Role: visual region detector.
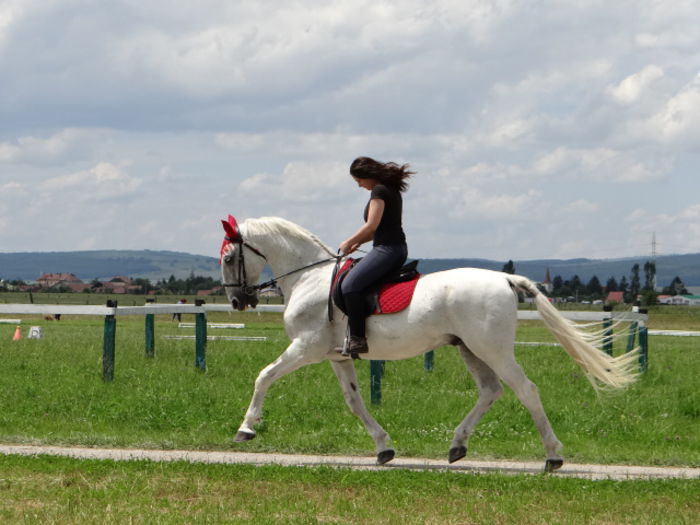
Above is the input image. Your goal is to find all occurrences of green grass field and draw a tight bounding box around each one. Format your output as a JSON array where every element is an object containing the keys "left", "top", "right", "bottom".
[
  {"left": 1, "top": 303, "right": 699, "bottom": 523},
  {"left": 2, "top": 455, "right": 698, "bottom": 524}
]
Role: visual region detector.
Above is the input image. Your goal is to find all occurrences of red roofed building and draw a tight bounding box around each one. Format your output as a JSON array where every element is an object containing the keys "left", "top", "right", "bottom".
[
  {"left": 606, "top": 291, "right": 625, "bottom": 304},
  {"left": 37, "top": 273, "right": 83, "bottom": 288}
]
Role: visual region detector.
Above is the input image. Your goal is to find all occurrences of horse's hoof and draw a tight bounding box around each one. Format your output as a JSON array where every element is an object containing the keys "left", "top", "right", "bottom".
[
  {"left": 448, "top": 446, "right": 467, "bottom": 464},
  {"left": 377, "top": 449, "right": 395, "bottom": 465},
  {"left": 234, "top": 430, "right": 256, "bottom": 442},
  {"left": 544, "top": 458, "right": 563, "bottom": 472}
]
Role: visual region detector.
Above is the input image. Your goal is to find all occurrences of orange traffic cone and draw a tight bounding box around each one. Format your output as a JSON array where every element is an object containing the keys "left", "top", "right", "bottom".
[{"left": 12, "top": 326, "right": 21, "bottom": 341}]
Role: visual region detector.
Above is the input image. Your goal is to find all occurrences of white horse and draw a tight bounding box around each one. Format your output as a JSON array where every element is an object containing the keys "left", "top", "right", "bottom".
[{"left": 220, "top": 215, "right": 638, "bottom": 471}]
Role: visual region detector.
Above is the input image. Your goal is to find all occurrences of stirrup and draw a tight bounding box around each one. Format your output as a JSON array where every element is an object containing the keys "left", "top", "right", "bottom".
[{"left": 343, "top": 335, "right": 368, "bottom": 355}]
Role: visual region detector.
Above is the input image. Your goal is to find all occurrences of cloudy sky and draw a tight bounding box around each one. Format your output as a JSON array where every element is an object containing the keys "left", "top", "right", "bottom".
[{"left": 1, "top": 0, "right": 699, "bottom": 262}]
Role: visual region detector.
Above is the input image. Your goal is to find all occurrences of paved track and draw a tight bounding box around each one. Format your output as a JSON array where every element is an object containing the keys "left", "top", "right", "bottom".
[{"left": 2, "top": 444, "right": 698, "bottom": 481}]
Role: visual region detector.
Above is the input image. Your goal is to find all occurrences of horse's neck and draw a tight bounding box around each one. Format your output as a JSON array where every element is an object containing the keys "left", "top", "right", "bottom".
[{"left": 246, "top": 227, "right": 331, "bottom": 293}]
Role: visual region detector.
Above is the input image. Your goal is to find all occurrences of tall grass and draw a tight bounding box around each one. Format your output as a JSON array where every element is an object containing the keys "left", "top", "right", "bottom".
[{"left": 0, "top": 308, "right": 698, "bottom": 466}]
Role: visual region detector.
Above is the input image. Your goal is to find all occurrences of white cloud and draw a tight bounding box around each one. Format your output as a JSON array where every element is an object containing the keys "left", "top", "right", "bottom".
[
  {"left": 38, "top": 162, "right": 141, "bottom": 199},
  {"left": 0, "top": 0, "right": 26, "bottom": 45},
  {"left": 0, "top": 181, "right": 24, "bottom": 193},
  {"left": 645, "top": 73, "right": 700, "bottom": 146},
  {"left": 0, "top": 142, "right": 19, "bottom": 161},
  {"left": 215, "top": 131, "right": 433, "bottom": 161},
  {"left": 1, "top": 1, "right": 700, "bottom": 261},
  {"left": 239, "top": 161, "right": 348, "bottom": 203},
  {"left": 634, "top": 32, "right": 696, "bottom": 49},
  {"left": 441, "top": 183, "right": 544, "bottom": 220},
  {"left": 625, "top": 202, "right": 700, "bottom": 255},
  {"left": 564, "top": 199, "right": 599, "bottom": 214},
  {"left": 532, "top": 147, "right": 668, "bottom": 182},
  {"left": 0, "top": 129, "right": 87, "bottom": 163},
  {"left": 608, "top": 65, "right": 664, "bottom": 104}
]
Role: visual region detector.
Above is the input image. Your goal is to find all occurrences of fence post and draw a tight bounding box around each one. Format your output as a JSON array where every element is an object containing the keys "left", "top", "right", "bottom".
[
  {"left": 145, "top": 298, "right": 155, "bottom": 359},
  {"left": 370, "top": 360, "right": 385, "bottom": 405},
  {"left": 626, "top": 321, "right": 638, "bottom": 353},
  {"left": 195, "top": 299, "right": 207, "bottom": 371},
  {"left": 102, "top": 300, "right": 117, "bottom": 382},
  {"left": 424, "top": 350, "right": 434, "bottom": 372},
  {"left": 638, "top": 309, "right": 648, "bottom": 372},
  {"left": 602, "top": 305, "right": 613, "bottom": 355}
]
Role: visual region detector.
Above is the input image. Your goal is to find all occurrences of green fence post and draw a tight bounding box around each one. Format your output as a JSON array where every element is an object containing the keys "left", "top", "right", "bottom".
[
  {"left": 102, "top": 300, "right": 117, "bottom": 382},
  {"left": 370, "top": 360, "right": 385, "bottom": 405},
  {"left": 195, "top": 299, "right": 207, "bottom": 371},
  {"left": 602, "top": 305, "right": 613, "bottom": 355},
  {"left": 424, "top": 350, "right": 434, "bottom": 372},
  {"left": 145, "top": 298, "right": 155, "bottom": 359},
  {"left": 638, "top": 309, "right": 648, "bottom": 373},
  {"left": 626, "top": 321, "right": 638, "bottom": 353}
]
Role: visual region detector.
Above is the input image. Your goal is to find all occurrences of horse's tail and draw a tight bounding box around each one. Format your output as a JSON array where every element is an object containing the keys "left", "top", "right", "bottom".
[{"left": 506, "top": 274, "right": 639, "bottom": 390}]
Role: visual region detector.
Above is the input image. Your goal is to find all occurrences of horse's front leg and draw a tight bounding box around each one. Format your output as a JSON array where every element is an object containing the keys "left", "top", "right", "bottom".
[
  {"left": 235, "top": 338, "right": 319, "bottom": 441},
  {"left": 329, "top": 359, "right": 395, "bottom": 465}
]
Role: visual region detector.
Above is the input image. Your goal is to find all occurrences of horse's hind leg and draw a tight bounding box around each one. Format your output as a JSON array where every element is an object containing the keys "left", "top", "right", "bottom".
[
  {"left": 235, "top": 338, "right": 318, "bottom": 441},
  {"left": 479, "top": 353, "right": 564, "bottom": 471},
  {"left": 449, "top": 343, "right": 504, "bottom": 463},
  {"left": 330, "top": 360, "right": 394, "bottom": 465}
]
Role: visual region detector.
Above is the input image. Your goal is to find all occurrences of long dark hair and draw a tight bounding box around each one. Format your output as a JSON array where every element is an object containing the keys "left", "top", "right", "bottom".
[{"left": 350, "top": 157, "right": 413, "bottom": 193}]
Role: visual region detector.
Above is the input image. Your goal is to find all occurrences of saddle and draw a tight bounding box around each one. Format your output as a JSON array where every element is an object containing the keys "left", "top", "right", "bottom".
[{"left": 329, "top": 258, "right": 420, "bottom": 321}]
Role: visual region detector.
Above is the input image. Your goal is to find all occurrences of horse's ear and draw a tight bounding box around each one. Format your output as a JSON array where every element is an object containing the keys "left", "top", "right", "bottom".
[
  {"left": 224, "top": 214, "right": 241, "bottom": 241},
  {"left": 222, "top": 219, "right": 236, "bottom": 238},
  {"left": 228, "top": 214, "right": 241, "bottom": 239}
]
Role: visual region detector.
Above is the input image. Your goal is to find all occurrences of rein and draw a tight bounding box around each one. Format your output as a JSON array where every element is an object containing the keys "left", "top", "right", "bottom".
[
  {"left": 222, "top": 238, "right": 341, "bottom": 294},
  {"left": 244, "top": 255, "right": 341, "bottom": 293}
]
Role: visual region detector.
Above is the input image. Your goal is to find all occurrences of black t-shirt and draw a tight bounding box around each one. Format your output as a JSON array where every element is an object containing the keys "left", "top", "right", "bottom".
[{"left": 364, "top": 183, "right": 406, "bottom": 246}]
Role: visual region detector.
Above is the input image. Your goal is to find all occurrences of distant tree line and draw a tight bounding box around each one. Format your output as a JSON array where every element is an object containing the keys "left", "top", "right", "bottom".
[
  {"left": 0, "top": 273, "right": 224, "bottom": 295},
  {"left": 501, "top": 260, "right": 689, "bottom": 305},
  {"left": 152, "top": 273, "right": 223, "bottom": 295}
]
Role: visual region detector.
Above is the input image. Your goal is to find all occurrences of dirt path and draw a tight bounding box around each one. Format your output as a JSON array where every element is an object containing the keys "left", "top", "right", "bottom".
[{"left": 2, "top": 444, "right": 698, "bottom": 481}]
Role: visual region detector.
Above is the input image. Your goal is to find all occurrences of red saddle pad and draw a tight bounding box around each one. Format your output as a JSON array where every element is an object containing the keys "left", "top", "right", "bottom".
[
  {"left": 332, "top": 258, "right": 420, "bottom": 316},
  {"left": 374, "top": 274, "right": 421, "bottom": 315}
]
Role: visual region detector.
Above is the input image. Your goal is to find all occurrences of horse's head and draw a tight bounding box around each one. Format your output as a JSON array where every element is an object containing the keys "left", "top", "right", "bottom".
[{"left": 220, "top": 214, "right": 266, "bottom": 311}]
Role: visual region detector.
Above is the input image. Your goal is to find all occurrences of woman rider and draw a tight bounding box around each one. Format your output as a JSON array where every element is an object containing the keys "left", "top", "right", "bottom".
[{"left": 339, "top": 156, "right": 413, "bottom": 354}]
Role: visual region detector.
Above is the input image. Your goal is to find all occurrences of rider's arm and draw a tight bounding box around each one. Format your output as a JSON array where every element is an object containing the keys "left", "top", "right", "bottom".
[{"left": 340, "top": 198, "right": 385, "bottom": 254}]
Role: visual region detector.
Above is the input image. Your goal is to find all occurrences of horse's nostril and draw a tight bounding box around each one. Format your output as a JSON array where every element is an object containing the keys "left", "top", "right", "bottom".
[{"left": 231, "top": 297, "right": 240, "bottom": 310}]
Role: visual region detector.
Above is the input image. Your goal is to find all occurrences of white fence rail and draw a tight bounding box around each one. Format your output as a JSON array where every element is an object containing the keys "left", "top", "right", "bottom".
[{"left": 1, "top": 302, "right": 649, "bottom": 393}]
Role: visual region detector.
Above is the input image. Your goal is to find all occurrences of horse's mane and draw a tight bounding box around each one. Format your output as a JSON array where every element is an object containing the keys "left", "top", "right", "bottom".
[{"left": 244, "top": 217, "right": 335, "bottom": 257}]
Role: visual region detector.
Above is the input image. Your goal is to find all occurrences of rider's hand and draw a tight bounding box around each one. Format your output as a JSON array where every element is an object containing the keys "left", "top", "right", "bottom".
[{"left": 339, "top": 240, "right": 357, "bottom": 255}]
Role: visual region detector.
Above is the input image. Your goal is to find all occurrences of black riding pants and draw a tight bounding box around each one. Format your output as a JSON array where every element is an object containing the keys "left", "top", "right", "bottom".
[{"left": 341, "top": 244, "right": 408, "bottom": 338}]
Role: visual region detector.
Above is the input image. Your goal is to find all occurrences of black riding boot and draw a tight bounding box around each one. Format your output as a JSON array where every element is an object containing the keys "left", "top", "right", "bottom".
[{"left": 343, "top": 292, "right": 369, "bottom": 354}]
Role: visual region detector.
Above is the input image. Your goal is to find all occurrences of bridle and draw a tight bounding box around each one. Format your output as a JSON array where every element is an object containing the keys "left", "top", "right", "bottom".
[
  {"left": 220, "top": 216, "right": 341, "bottom": 304},
  {"left": 223, "top": 246, "right": 339, "bottom": 292},
  {"left": 221, "top": 236, "right": 269, "bottom": 296}
]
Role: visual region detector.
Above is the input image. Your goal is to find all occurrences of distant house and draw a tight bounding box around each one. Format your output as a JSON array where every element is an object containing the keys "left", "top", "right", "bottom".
[
  {"left": 90, "top": 276, "right": 143, "bottom": 294},
  {"left": 64, "top": 283, "right": 92, "bottom": 293},
  {"left": 106, "top": 281, "right": 128, "bottom": 294},
  {"left": 606, "top": 291, "right": 625, "bottom": 304},
  {"left": 658, "top": 295, "right": 700, "bottom": 306},
  {"left": 110, "top": 276, "right": 132, "bottom": 284},
  {"left": 37, "top": 273, "right": 83, "bottom": 288}
]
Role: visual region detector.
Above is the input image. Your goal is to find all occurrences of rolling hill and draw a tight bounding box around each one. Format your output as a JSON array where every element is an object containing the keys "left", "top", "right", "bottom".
[
  {"left": 0, "top": 250, "right": 221, "bottom": 282},
  {"left": 1, "top": 250, "right": 699, "bottom": 288}
]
